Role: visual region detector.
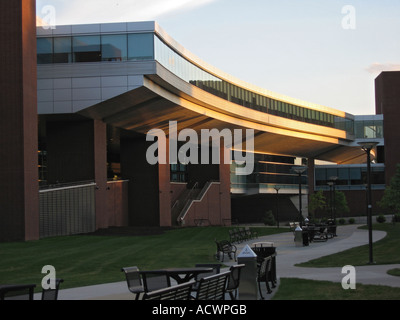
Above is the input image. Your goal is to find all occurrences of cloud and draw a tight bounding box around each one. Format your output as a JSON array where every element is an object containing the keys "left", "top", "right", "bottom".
[
  {"left": 366, "top": 62, "right": 400, "bottom": 74},
  {"left": 37, "top": 0, "right": 218, "bottom": 25}
]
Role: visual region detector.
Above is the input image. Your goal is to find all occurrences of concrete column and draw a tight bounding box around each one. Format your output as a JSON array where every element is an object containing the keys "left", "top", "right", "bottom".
[
  {"left": 0, "top": 0, "right": 39, "bottom": 241},
  {"left": 219, "top": 142, "right": 232, "bottom": 225},
  {"left": 159, "top": 138, "right": 171, "bottom": 227}
]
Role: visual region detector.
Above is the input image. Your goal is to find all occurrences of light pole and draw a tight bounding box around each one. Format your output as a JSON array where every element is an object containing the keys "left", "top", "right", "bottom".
[
  {"left": 329, "top": 176, "right": 338, "bottom": 225},
  {"left": 293, "top": 166, "right": 307, "bottom": 226},
  {"left": 358, "top": 141, "right": 379, "bottom": 265},
  {"left": 274, "top": 186, "right": 281, "bottom": 228}
]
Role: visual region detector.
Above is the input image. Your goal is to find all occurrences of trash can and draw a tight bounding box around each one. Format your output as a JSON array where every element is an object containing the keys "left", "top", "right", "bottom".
[
  {"left": 237, "top": 245, "right": 258, "bottom": 300},
  {"left": 294, "top": 226, "right": 303, "bottom": 247}
]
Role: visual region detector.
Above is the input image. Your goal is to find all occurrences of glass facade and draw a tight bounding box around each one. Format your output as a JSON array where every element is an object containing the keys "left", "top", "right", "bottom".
[
  {"left": 315, "top": 165, "right": 385, "bottom": 190},
  {"left": 37, "top": 33, "right": 154, "bottom": 64},
  {"left": 355, "top": 119, "right": 384, "bottom": 139},
  {"left": 231, "top": 154, "right": 308, "bottom": 191},
  {"left": 154, "top": 36, "right": 354, "bottom": 135},
  {"left": 37, "top": 32, "right": 354, "bottom": 135}
]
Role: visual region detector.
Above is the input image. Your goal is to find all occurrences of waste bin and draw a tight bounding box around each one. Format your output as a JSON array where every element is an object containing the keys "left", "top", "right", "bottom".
[
  {"left": 237, "top": 245, "right": 258, "bottom": 300},
  {"left": 294, "top": 226, "right": 303, "bottom": 247}
]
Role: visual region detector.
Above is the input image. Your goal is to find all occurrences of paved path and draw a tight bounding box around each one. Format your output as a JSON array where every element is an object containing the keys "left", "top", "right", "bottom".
[
  {"left": 41, "top": 224, "right": 400, "bottom": 300},
  {"left": 231, "top": 224, "right": 400, "bottom": 290}
]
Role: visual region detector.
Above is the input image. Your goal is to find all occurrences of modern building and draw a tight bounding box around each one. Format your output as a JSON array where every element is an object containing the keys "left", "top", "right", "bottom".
[{"left": 1, "top": 2, "right": 398, "bottom": 241}]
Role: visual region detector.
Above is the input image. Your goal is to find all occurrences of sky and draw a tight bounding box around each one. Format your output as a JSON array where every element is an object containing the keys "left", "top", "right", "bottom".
[{"left": 36, "top": 0, "right": 400, "bottom": 115}]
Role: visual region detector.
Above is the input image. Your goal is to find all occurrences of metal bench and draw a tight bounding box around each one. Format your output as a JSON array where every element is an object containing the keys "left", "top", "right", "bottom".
[
  {"left": 142, "top": 281, "right": 195, "bottom": 300},
  {"left": 215, "top": 240, "right": 237, "bottom": 262},
  {"left": 193, "top": 272, "right": 230, "bottom": 300}
]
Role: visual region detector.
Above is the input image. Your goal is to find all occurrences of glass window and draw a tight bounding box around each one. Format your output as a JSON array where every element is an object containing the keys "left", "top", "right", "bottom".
[
  {"left": 73, "top": 35, "right": 101, "bottom": 62},
  {"left": 128, "top": 33, "right": 154, "bottom": 61},
  {"left": 53, "top": 37, "right": 72, "bottom": 63},
  {"left": 37, "top": 38, "right": 53, "bottom": 64},
  {"left": 102, "top": 34, "right": 127, "bottom": 62}
]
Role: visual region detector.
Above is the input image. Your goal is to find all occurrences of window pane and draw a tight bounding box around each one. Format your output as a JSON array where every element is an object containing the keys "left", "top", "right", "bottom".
[
  {"left": 128, "top": 33, "right": 154, "bottom": 60},
  {"left": 102, "top": 34, "right": 127, "bottom": 62},
  {"left": 73, "top": 36, "right": 101, "bottom": 62},
  {"left": 53, "top": 37, "right": 72, "bottom": 63},
  {"left": 37, "top": 38, "right": 53, "bottom": 64}
]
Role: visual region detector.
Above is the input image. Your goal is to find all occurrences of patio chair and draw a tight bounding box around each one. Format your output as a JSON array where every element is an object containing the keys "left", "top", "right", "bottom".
[
  {"left": 41, "top": 279, "right": 64, "bottom": 300},
  {"left": 225, "top": 264, "right": 245, "bottom": 300},
  {"left": 121, "top": 266, "right": 145, "bottom": 299}
]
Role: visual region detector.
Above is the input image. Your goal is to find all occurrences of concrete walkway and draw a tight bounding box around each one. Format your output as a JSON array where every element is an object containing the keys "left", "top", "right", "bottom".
[
  {"left": 231, "top": 224, "right": 400, "bottom": 291},
  {"left": 39, "top": 224, "right": 400, "bottom": 300}
]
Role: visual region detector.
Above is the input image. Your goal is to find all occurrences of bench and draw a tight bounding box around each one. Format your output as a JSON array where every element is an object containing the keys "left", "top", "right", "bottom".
[
  {"left": 215, "top": 240, "right": 237, "bottom": 262},
  {"left": 142, "top": 281, "right": 195, "bottom": 300},
  {"left": 193, "top": 272, "right": 230, "bottom": 300}
]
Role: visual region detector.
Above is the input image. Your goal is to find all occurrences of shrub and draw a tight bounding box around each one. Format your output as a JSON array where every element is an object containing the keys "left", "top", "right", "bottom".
[
  {"left": 377, "top": 215, "right": 386, "bottom": 223},
  {"left": 393, "top": 214, "right": 400, "bottom": 223},
  {"left": 348, "top": 218, "right": 355, "bottom": 224},
  {"left": 263, "top": 210, "right": 276, "bottom": 226},
  {"left": 338, "top": 218, "right": 346, "bottom": 225}
]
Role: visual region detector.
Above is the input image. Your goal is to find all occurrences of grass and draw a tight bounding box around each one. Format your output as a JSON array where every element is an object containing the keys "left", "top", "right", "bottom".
[
  {"left": 296, "top": 223, "right": 400, "bottom": 268},
  {"left": 0, "top": 226, "right": 284, "bottom": 291},
  {"left": 272, "top": 278, "right": 400, "bottom": 300}
]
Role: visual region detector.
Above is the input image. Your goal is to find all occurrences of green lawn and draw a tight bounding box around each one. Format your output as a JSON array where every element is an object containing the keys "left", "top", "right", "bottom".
[
  {"left": 272, "top": 278, "right": 400, "bottom": 300},
  {"left": 296, "top": 224, "right": 400, "bottom": 268},
  {"left": 0, "top": 226, "right": 284, "bottom": 291}
]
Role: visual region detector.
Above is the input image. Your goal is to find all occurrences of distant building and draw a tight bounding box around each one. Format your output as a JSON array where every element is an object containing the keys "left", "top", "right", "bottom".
[{"left": 1, "top": 3, "right": 398, "bottom": 241}]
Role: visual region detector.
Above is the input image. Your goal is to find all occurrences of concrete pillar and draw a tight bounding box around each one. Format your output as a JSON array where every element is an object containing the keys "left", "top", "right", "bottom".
[{"left": 0, "top": 0, "right": 39, "bottom": 241}]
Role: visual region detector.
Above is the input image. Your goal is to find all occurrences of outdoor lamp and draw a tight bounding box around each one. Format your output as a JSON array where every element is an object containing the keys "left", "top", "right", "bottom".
[
  {"left": 358, "top": 141, "right": 379, "bottom": 264},
  {"left": 293, "top": 166, "right": 307, "bottom": 226}
]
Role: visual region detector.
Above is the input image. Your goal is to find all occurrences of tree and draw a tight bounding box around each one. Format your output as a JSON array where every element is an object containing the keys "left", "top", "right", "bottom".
[
  {"left": 379, "top": 163, "right": 400, "bottom": 213},
  {"left": 333, "top": 190, "right": 350, "bottom": 217},
  {"left": 308, "top": 190, "right": 326, "bottom": 220}
]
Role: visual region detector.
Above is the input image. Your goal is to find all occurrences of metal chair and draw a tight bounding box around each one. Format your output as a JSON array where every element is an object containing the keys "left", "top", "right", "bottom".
[
  {"left": 121, "top": 267, "right": 145, "bottom": 300},
  {"left": 41, "top": 279, "right": 64, "bottom": 300},
  {"left": 225, "top": 264, "right": 245, "bottom": 300}
]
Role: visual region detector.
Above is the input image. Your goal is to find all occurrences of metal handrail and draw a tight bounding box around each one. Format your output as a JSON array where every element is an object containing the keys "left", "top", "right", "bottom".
[{"left": 178, "top": 181, "right": 220, "bottom": 225}]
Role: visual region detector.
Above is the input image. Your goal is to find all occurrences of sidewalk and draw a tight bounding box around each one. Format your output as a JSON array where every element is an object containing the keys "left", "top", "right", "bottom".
[
  {"left": 231, "top": 224, "right": 400, "bottom": 290},
  {"left": 43, "top": 225, "right": 400, "bottom": 300}
]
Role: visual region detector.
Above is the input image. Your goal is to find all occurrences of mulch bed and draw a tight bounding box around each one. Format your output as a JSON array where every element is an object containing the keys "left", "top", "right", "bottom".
[{"left": 84, "top": 226, "right": 175, "bottom": 237}]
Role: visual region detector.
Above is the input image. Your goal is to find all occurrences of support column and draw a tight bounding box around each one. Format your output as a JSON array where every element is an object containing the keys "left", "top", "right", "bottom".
[
  {"left": 219, "top": 143, "right": 232, "bottom": 225},
  {"left": 159, "top": 138, "right": 171, "bottom": 227},
  {"left": 0, "top": 0, "right": 39, "bottom": 241},
  {"left": 121, "top": 135, "right": 160, "bottom": 226}
]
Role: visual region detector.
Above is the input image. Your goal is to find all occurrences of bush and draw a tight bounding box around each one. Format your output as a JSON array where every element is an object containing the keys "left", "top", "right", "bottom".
[
  {"left": 338, "top": 218, "right": 346, "bottom": 225},
  {"left": 377, "top": 215, "right": 386, "bottom": 223},
  {"left": 393, "top": 214, "right": 400, "bottom": 223},
  {"left": 263, "top": 210, "right": 276, "bottom": 226},
  {"left": 348, "top": 218, "right": 355, "bottom": 224}
]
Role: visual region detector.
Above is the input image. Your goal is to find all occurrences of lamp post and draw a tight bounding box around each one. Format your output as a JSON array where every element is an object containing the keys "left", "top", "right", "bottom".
[
  {"left": 329, "top": 176, "right": 338, "bottom": 225},
  {"left": 358, "top": 141, "right": 379, "bottom": 265},
  {"left": 274, "top": 186, "right": 281, "bottom": 228},
  {"left": 327, "top": 181, "right": 334, "bottom": 220},
  {"left": 293, "top": 166, "right": 307, "bottom": 226}
]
